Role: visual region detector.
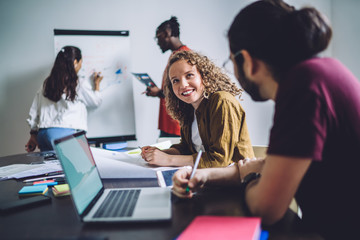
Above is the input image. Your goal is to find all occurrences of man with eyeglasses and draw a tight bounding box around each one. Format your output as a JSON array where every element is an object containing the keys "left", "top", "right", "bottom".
[{"left": 145, "top": 16, "right": 190, "bottom": 138}]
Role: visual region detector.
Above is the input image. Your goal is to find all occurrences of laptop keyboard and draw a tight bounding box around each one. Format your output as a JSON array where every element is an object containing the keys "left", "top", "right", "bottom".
[{"left": 93, "top": 189, "right": 141, "bottom": 218}]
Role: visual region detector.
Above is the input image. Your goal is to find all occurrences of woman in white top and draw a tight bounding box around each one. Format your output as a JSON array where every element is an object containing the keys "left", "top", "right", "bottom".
[{"left": 25, "top": 46, "right": 103, "bottom": 152}]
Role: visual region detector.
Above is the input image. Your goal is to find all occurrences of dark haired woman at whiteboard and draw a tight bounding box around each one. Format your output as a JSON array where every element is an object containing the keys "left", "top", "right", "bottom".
[{"left": 25, "top": 46, "right": 103, "bottom": 152}]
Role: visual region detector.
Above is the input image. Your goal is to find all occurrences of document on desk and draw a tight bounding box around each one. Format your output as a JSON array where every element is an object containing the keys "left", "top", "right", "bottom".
[
  {"left": 89, "top": 141, "right": 178, "bottom": 179},
  {"left": 91, "top": 154, "right": 157, "bottom": 179},
  {"left": 0, "top": 160, "right": 63, "bottom": 181},
  {"left": 90, "top": 140, "right": 173, "bottom": 168},
  {"left": 90, "top": 146, "right": 149, "bottom": 169},
  {"left": 0, "top": 164, "right": 40, "bottom": 180}
]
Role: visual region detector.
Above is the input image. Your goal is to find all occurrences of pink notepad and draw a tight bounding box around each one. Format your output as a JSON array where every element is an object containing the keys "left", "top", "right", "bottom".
[{"left": 177, "top": 216, "right": 261, "bottom": 240}]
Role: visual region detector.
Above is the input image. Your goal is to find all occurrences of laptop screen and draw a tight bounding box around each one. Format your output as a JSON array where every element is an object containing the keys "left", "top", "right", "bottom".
[{"left": 54, "top": 132, "right": 103, "bottom": 215}]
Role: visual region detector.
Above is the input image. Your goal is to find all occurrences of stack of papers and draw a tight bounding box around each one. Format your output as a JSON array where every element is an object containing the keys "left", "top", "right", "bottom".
[{"left": 0, "top": 160, "right": 63, "bottom": 181}]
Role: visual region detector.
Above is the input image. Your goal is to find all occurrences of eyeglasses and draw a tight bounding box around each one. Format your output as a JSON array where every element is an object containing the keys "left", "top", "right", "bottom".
[{"left": 222, "top": 50, "right": 242, "bottom": 75}]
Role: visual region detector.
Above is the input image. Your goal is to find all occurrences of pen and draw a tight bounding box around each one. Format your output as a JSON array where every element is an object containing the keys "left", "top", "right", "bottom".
[
  {"left": 186, "top": 150, "right": 203, "bottom": 193},
  {"left": 46, "top": 171, "right": 63, "bottom": 176},
  {"left": 25, "top": 179, "right": 65, "bottom": 185},
  {"left": 23, "top": 174, "right": 65, "bottom": 183}
]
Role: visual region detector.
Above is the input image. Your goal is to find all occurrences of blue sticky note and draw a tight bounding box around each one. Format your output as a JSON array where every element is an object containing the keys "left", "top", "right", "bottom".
[
  {"left": 34, "top": 182, "right": 58, "bottom": 186},
  {"left": 18, "top": 185, "right": 48, "bottom": 195}
]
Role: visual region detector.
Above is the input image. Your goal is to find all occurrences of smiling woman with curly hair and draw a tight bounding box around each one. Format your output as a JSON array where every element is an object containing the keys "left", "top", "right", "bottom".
[
  {"left": 140, "top": 51, "right": 254, "bottom": 168},
  {"left": 165, "top": 51, "right": 243, "bottom": 125}
]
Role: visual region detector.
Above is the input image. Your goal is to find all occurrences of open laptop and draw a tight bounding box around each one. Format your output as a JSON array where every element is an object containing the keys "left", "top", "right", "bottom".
[{"left": 53, "top": 131, "right": 171, "bottom": 222}]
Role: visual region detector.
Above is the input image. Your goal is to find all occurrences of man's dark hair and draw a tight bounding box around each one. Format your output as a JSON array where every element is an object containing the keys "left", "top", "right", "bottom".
[
  {"left": 228, "top": 0, "right": 332, "bottom": 80},
  {"left": 156, "top": 16, "right": 180, "bottom": 37}
]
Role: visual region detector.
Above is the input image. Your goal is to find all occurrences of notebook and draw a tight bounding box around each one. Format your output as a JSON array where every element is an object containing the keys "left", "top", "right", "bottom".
[
  {"left": 53, "top": 131, "right": 171, "bottom": 222},
  {"left": 177, "top": 216, "right": 261, "bottom": 240}
]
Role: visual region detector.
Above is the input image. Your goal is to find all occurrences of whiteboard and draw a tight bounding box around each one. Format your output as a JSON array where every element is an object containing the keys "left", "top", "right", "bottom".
[{"left": 54, "top": 29, "right": 136, "bottom": 143}]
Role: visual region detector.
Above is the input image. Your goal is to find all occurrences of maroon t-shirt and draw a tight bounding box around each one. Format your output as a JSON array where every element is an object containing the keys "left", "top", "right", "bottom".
[{"left": 267, "top": 58, "right": 360, "bottom": 239}]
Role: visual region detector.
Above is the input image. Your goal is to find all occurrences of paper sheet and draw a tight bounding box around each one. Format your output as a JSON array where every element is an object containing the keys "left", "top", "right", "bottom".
[
  {"left": 0, "top": 164, "right": 41, "bottom": 179},
  {"left": 90, "top": 140, "right": 174, "bottom": 169},
  {"left": 89, "top": 140, "right": 179, "bottom": 178},
  {"left": 0, "top": 160, "right": 63, "bottom": 181},
  {"left": 91, "top": 155, "right": 156, "bottom": 179}
]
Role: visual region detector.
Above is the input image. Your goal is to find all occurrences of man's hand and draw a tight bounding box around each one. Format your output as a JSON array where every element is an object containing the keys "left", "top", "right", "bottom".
[
  {"left": 172, "top": 168, "right": 209, "bottom": 198},
  {"left": 145, "top": 86, "right": 161, "bottom": 97}
]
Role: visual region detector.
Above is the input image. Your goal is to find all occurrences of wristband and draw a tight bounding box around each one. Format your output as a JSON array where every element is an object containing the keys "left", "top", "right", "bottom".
[
  {"left": 241, "top": 172, "right": 261, "bottom": 191},
  {"left": 240, "top": 172, "right": 261, "bottom": 215}
]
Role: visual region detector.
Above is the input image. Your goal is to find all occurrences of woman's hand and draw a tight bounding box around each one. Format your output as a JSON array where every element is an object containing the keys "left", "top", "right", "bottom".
[
  {"left": 140, "top": 146, "right": 171, "bottom": 166},
  {"left": 93, "top": 72, "right": 103, "bottom": 91},
  {"left": 25, "top": 135, "right": 38, "bottom": 152},
  {"left": 172, "top": 168, "right": 209, "bottom": 199}
]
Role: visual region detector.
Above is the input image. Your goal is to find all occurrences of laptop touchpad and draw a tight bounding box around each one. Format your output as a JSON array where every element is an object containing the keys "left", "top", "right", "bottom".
[{"left": 135, "top": 188, "right": 171, "bottom": 208}]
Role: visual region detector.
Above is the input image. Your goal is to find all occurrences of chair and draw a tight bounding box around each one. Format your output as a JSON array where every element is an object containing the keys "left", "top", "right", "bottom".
[{"left": 252, "top": 145, "right": 268, "bottom": 159}]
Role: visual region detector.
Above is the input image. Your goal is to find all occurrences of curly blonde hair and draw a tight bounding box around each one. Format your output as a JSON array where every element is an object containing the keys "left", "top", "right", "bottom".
[{"left": 164, "top": 50, "right": 242, "bottom": 126}]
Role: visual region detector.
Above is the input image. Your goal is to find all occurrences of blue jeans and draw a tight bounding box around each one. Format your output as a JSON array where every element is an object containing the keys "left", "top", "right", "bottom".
[{"left": 37, "top": 128, "right": 77, "bottom": 152}]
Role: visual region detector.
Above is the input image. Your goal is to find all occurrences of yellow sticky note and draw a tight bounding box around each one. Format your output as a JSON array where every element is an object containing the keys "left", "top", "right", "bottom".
[{"left": 54, "top": 184, "right": 69, "bottom": 192}]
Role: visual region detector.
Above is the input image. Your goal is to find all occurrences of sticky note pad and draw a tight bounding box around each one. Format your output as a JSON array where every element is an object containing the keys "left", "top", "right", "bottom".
[
  {"left": 53, "top": 184, "right": 69, "bottom": 193},
  {"left": 52, "top": 184, "right": 70, "bottom": 197},
  {"left": 34, "top": 181, "right": 58, "bottom": 186},
  {"left": 18, "top": 185, "right": 49, "bottom": 196},
  {"left": 33, "top": 179, "right": 55, "bottom": 185}
]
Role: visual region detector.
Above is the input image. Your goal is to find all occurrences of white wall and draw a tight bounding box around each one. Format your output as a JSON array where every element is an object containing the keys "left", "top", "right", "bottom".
[
  {"left": 0, "top": 0, "right": 357, "bottom": 157},
  {"left": 331, "top": 0, "right": 360, "bottom": 79}
]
